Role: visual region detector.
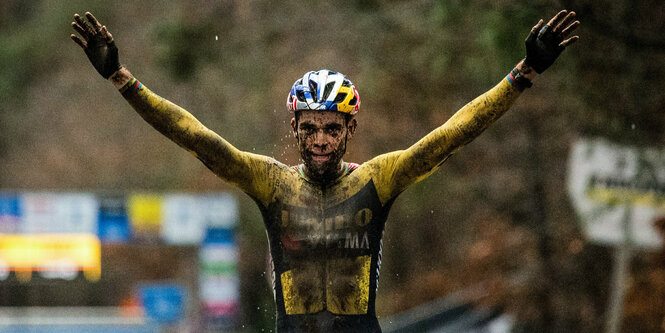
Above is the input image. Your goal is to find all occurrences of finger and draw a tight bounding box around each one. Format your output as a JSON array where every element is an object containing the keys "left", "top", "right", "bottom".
[
  {"left": 85, "top": 12, "right": 102, "bottom": 32},
  {"left": 74, "top": 13, "right": 95, "bottom": 36},
  {"left": 72, "top": 22, "right": 89, "bottom": 41},
  {"left": 560, "top": 20, "right": 580, "bottom": 39},
  {"left": 527, "top": 19, "right": 544, "bottom": 43},
  {"left": 554, "top": 11, "right": 576, "bottom": 33},
  {"left": 559, "top": 35, "right": 579, "bottom": 47},
  {"left": 101, "top": 26, "right": 114, "bottom": 43},
  {"left": 70, "top": 34, "right": 87, "bottom": 49},
  {"left": 532, "top": 19, "right": 544, "bottom": 33},
  {"left": 546, "top": 10, "right": 568, "bottom": 28}
]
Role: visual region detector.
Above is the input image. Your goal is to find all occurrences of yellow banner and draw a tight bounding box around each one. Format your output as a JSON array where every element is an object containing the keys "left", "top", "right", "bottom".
[
  {"left": 0, "top": 234, "right": 101, "bottom": 282},
  {"left": 128, "top": 193, "right": 163, "bottom": 236}
]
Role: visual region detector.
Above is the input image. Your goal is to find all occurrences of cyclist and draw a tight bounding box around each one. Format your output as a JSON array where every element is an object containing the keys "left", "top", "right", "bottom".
[{"left": 71, "top": 9, "right": 579, "bottom": 332}]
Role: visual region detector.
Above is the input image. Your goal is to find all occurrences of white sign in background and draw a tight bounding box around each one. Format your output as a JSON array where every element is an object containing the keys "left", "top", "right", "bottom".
[
  {"left": 567, "top": 138, "right": 665, "bottom": 249},
  {"left": 161, "top": 193, "right": 237, "bottom": 244},
  {"left": 199, "top": 243, "right": 239, "bottom": 316},
  {"left": 162, "top": 194, "right": 205, "bottom": 244},
  {"left": 21, "top": 192, "right": 98, "bottom": 234}
]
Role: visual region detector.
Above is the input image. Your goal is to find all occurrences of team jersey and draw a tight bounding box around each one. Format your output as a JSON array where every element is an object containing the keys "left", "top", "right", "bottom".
[{"left": 119, "top": 76, "right": 521, "bottom": 332}]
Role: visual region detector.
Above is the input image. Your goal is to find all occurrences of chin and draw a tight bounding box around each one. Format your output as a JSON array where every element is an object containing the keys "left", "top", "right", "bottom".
[{"left": 305, "top": 158, "right": 339, "bottom": 176}]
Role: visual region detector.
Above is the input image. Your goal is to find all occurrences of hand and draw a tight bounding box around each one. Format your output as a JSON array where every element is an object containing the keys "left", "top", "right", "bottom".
[
  {"left": 524, "top": 10, "right": 580, "bottom": 74},
  {"left": 70, "top": 12, "right": 122, "bottom": 79}
]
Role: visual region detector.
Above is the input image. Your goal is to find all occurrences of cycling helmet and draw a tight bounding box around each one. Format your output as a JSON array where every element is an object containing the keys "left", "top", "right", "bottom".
[{"left": 286, "top": 69, "right": 360, "bottom": 115}]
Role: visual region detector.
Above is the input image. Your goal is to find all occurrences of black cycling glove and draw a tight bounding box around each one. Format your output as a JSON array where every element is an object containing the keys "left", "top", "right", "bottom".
[
  {"left": 524, "top": 25, "right": 565, "bottom": 74},
  {"left": 85, "top": 34, "right": 121, "bottom": 79}
]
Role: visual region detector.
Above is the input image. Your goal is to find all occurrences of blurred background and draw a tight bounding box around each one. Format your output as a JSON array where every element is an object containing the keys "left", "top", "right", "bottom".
[{"left": 1, "top": 0, "right": 664, "bottom": 332}]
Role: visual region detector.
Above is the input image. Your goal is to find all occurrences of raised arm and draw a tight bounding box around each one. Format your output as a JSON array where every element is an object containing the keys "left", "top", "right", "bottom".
[
  {"left": 371, "top": 10, "right": 580, "bottom": 202},
  {"left": 71, "top": 12, "right": 277, "bottom": 204}
]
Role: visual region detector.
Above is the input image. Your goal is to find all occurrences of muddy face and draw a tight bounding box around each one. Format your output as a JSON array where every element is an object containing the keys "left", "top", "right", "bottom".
[{"left": 292, "top": 111, "right": 356, "bottom": 183}]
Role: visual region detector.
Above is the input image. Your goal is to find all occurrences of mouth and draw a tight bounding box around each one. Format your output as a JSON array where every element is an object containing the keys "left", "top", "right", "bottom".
[{"left": 310, "top": 153, "right": 332, "bottom": 163}]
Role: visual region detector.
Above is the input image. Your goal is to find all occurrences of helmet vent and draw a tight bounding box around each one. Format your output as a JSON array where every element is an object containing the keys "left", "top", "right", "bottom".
[
  {"left": 333, "top": 92, "right": 347, "bottom": 103},
  {"left": 309, "top": 81, "right": 318, "bottom": 102},
  {"left": 348, "top": 95, "right": 357, "bottom": 105},
  {"left": 322, "top": 82, "right": 335, "bottom": 101},
  {"left": 295, "top": 90, "right": 306, "bottom": 102}
]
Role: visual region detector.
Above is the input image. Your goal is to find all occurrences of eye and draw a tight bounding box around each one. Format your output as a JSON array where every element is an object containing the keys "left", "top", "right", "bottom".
[
  {"left": 300, "top": 125, "right": 316, "bottom": 134},
  {"left": 325, "top": 125, "right": 342, "bottom": 136}
]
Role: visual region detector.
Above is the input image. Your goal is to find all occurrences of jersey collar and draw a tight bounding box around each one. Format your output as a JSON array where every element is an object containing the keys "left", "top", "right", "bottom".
[{"left": 297, "top": 162, "right": 352, "bottom": 184}]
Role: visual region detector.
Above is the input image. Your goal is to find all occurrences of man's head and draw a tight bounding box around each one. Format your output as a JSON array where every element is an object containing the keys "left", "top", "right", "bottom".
[
  {"left": 287, "top": 69, "right": 361, "bottom": 182},
  {"left": 291, "top": 111, "right": 357, "bottom": 182}
]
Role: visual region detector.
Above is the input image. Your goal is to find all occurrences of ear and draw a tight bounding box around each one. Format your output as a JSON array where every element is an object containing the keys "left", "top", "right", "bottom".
[
  {"left": 290, "top": 117, "right": 298, "bottom": 139},
  {"left": 346, "top": 117, "right": 357, "bottom": 139}
]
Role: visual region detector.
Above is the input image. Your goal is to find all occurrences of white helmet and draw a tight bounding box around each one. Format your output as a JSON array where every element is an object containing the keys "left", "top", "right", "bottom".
[{"left": 286, "top": 69, "right": 361, "bottom": 115}]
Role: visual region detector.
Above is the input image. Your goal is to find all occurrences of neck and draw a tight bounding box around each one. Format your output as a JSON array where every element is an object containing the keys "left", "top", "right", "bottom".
[{"left": 302, "top": 161, "right": 346, "bottom": 184}]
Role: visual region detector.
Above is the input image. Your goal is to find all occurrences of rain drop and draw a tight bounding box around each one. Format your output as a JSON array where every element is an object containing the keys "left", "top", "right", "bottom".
[{"left": 215, "top": 35, "right": 218, "bottom": 41}]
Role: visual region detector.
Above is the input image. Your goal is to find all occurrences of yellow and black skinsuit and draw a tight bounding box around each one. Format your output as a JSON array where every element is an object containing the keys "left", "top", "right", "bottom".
[{"left": 119, "top": 77, "right": 521, "bottom": 332}]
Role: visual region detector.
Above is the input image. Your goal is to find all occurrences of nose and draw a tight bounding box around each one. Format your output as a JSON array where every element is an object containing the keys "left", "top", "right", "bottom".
[{"left": 313, "top": 130, "right": 328, "bottom": 148}]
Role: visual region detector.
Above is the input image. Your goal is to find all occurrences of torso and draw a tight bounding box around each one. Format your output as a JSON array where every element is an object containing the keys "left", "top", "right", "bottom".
[{"left": 257, "top": 162, "right": 392, "bottom": 332}]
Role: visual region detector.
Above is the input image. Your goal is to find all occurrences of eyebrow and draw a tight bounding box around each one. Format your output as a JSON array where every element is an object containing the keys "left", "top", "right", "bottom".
[
  {"left": 299, "top": 122, "right": 344, "bottom": 132},
  {"left": 324, "top": 123, "right": 343, "bottom": 130}
]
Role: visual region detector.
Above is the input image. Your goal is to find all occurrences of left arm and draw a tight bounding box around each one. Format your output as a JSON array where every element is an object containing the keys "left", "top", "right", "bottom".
[{"left": 371, "top": 10, "right": 580, "bottom": 203}]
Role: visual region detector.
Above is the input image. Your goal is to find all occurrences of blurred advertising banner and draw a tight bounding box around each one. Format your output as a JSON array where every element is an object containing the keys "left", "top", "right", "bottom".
[
  {"left": 200, "top": 227, "right": 239, "bottom": 329},
  {"left": 162, "top": 194, "right": 204, "bottom": 244},
  {"left": 0, "top": 193, "right": 21, "bottom": 233},
  {"left": 162, "top": 193, "right": 237, "bottom": 244},
  {"left": 127, "top": 193, "right": 164, "bottom": 240},
  {"left": 139, "top": 283, "right": 187, "bottom": 324},
  {"left": 568, "top": 138, "right": 665, "bottom": 249},
  {"left": 97, "top": 194, "right": 130, "bottom": 243},
  {"left": 21, "top": 192, "right": 98, "bottom": 234},
  {"left": 0, "top": 234, "right": 101, "bottom": 282},
  {"left": 200, "top": 194, "right": 238, "bottom": 229}
]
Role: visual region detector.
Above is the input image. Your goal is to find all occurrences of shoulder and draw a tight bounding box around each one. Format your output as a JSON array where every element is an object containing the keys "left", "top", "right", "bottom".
[
  {"left": 346, "top": 151, "right": 404, "bottom": 183},
  {"left": 358, "top": 151, "right": 404, "bottom": 171}
]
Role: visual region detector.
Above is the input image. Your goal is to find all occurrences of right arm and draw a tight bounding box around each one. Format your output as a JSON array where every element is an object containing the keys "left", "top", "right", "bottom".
[
  {"left": 111, "top": 68, "right": 272, "bottom": 196},
  {"left": 71, "top": 12, "right": 276, "bottom": 204}
]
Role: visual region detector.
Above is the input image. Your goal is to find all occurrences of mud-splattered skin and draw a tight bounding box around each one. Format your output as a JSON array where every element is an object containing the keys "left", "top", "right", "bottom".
[
  {"left": 292, "top": 111, "right": 356, "bottom": 184},
  {"left": 120, "top": 77, "right": 521, "bottom": 332}
]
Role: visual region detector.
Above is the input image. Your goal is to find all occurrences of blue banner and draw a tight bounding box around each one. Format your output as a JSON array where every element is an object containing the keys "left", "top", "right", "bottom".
[
  {"left": 0, "top": 194, "right": 21, "bottom": 233},
  {"left": 139, "top": 284, "right": 187, "bottom": 324},
  {"left": 97, "top": 194, "right": 130, "bottom": 243}
]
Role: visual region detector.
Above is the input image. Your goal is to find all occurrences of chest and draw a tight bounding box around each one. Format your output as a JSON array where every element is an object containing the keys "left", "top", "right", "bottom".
[{"left": 267, "top": 179, "right": 384, "bottom": 255}]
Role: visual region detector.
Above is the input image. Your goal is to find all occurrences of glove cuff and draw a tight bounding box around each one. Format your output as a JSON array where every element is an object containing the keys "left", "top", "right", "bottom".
[
  {"left": 507, "top": 66, "right": 533, "bottom": 91},
  {"left": 119, "top": 77, "right": 143, "bottom": 94}
]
